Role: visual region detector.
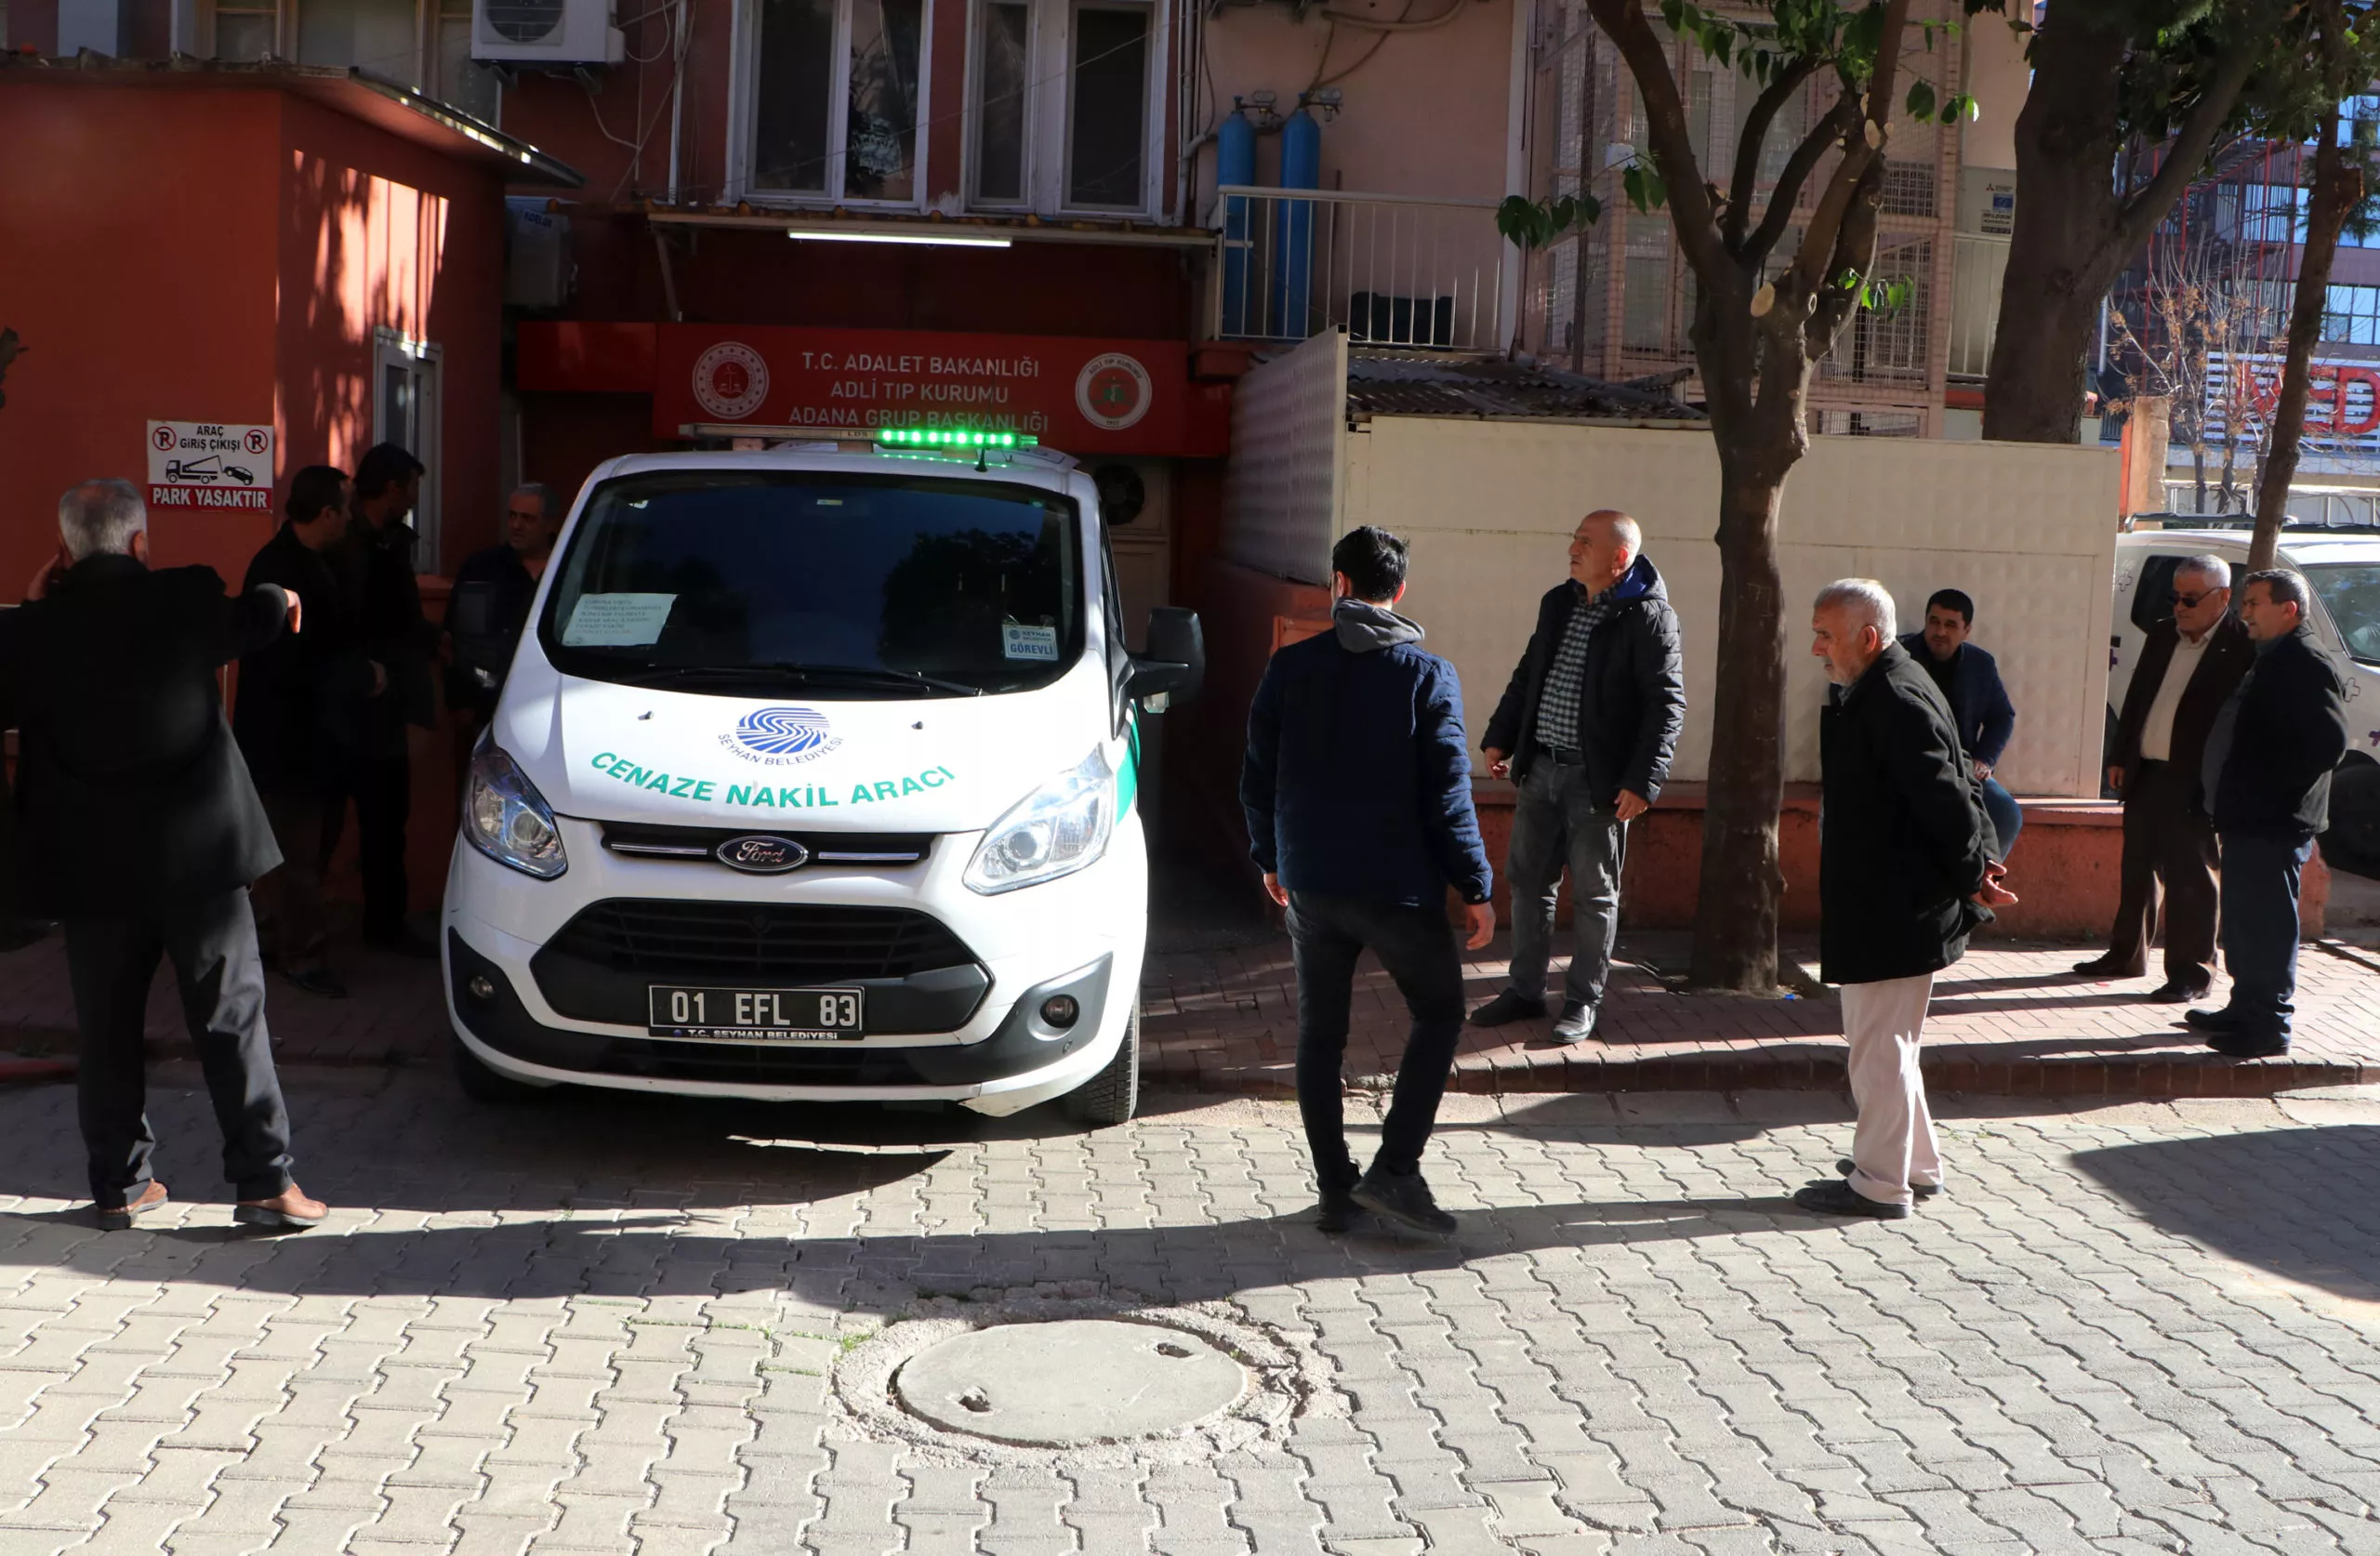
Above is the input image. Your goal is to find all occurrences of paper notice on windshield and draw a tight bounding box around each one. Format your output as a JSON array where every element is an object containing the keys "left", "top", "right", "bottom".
[
  {"left": 563, "top": 593, "right": 678, "bottom": 647},
  {"left": 1002, "top": 624, "right": 1060, "bottom": 662}
]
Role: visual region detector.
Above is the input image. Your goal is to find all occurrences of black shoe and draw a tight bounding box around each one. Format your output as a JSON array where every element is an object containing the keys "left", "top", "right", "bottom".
[
  {"left": 2149, "top": 980, "right": 2214, "bottom": 1005},
  {"left": 2209, "top": 1029, "right": 2291, "bottom": 1059},
  {"left": 1350, "top": 1168, "right": 1457, "bottom": 1235},
  {"left": 1836, "top": 1160, "right": 1941, "bottom": 1200},
  {"left": 364, "top": 925, "right": 439, "bottom": 960},
  {"left": 1793, "top": 1180, "right": 1911, "bottom": 1220},
  {"left": 2185, "top": 1005, "right": 2247, "bottom": 1032},
  {"left": 1316, "top": 1194, "right": 1360, "bottom": 1235},
  {"left": 282, "top": 966, "right": 349, "bottom": 1000},
  {"left": 2073, "top": 956, "right": 2143, "bottom": 979},
  {"left": 1469, "top": 990, "right": 1548, "bottom": 1027}
]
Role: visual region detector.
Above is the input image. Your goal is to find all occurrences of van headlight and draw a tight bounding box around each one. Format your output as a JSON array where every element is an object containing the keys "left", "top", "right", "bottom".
[
  {"left": 465, "top": 745, "right": 568, "bottom": 879},
  {"left": 964, "top": 745, "right": 1115, "bottom": 895}
]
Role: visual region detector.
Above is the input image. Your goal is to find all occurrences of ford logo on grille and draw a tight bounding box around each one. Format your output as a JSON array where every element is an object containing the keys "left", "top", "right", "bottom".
[{"left": 716, "top": 835, "right": 810, "bottom": 874}]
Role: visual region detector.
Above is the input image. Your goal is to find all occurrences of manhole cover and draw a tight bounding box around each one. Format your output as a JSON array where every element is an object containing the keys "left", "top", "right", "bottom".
[{"left": 893, "top": 1319, "right": 1249, "bottom": 1445}]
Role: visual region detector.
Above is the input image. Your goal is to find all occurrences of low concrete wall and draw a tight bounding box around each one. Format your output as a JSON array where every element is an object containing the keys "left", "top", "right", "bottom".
[{"left": 1472, "top": 783, "right": 2332, "bottom": 942}]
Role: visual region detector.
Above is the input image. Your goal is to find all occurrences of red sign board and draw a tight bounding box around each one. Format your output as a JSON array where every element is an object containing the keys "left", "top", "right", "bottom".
[{"left": 651, "top": 325, "right": 1229, "bottom": 457}]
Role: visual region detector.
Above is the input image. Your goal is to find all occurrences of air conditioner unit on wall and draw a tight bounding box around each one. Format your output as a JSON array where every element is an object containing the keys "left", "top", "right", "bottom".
[{"left": 471, "top": 0, "right": 622, "bottom": 64}]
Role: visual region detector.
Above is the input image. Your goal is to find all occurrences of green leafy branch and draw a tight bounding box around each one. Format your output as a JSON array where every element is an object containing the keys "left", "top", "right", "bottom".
[{"left": 1497, "top": 192, "right": 1603, "bottom": 251}]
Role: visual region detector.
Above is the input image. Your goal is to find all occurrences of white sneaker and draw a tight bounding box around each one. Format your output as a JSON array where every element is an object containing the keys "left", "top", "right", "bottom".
[{"left": 1552, "top": 1000, "right": 1597, "bottom": 1042}]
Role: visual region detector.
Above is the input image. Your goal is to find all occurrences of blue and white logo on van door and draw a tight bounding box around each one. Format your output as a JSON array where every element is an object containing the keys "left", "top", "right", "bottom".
[{"left": 722, "top": 705, "right": 844, "bottom": 767}]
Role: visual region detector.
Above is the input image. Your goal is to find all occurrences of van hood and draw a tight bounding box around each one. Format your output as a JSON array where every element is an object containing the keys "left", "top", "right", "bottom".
[{"left": 491, "top": 660, "right": 1113, "bottom": 835}]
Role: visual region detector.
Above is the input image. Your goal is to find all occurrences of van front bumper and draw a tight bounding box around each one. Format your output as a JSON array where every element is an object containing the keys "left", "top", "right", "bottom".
[{"left": 445, "top": 928, "right": 1117, "bottom": 1110}]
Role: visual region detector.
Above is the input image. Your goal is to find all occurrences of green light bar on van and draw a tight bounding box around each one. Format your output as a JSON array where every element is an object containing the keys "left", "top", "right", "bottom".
[{"left": 874, "top": 428, "right": 1038, "bottom": 450}]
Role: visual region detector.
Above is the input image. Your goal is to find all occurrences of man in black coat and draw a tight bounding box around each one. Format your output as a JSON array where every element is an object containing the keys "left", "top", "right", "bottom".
[
  {"left": 1795, "top": 580, "right": 2011, "bottom": 1220},
  {"left": 443, "top": 481, "right": 561, "bottom": 788},
  {"left": 328, "top": 442, "right": 437, "bottom": 957},
  {"left": 1243, "top": 526, "right": 1496, "bottom": 1237},
  {"left": 2189, "top": 568, "right": 2351, "bottom": 1057},
  {"left": 1473, "top": 510, "right": 1686, "bottom": 1044},
  {"left": 2076, "top": 554, "right": 2253, "bottom": 1001},
  {"left": 0, "top": 480, "right": 327, "bottom": 1231},
  {"left": 233, "top": 466, "right": 378, "bottom": 1000}
]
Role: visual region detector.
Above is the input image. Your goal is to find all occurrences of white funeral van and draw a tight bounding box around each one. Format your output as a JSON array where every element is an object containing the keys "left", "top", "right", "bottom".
[{"left": 440, "top": 433, "right": 1203, "bottom": 1124}]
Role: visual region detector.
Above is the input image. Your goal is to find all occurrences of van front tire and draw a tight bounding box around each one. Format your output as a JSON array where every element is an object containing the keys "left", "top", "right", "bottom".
[
  {"left": 453, "top": 1034, "right": 546, "bottom": 1105},
  {"left": 1064, "top": 1005, "right": 1141, "bottom": 1127}
]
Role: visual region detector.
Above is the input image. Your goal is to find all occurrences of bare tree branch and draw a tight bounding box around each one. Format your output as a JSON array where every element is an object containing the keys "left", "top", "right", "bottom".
[
  {"left": 1580, "top": 0, "right": 1730, "bottom": 286},
  {"left": 2094, "top": 37, "right": 2266, "bottom": 283},
  {"left": 1804, "top": 157, "right": 1886, "bottom": 360},
  {"left": 1746, "top": 96, "right": 1859, "bottom": 268},
  {"left": 1789, "top": 0, "right": 1911, "bottom": 302},
  {"left": 1724, "top": 57, "right": 1821, "bottom": 249}
]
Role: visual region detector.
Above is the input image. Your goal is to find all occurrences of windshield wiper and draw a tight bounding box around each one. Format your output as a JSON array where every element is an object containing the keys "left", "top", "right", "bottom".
[
  {"left": 771, "top": 663, "right": 986, "bottom": 697},
  {"left": 614, "top": 662, "right": 985, "bottom": 696}
]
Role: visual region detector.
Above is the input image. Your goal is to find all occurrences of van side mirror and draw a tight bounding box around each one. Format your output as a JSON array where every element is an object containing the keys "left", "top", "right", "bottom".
[{"left": 1130, "top": 607, "right": 1204, "bottom": 711}]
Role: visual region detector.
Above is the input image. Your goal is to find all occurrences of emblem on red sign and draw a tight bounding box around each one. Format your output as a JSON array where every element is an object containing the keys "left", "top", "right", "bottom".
[
  {"left": 1075, "top": 352, "right": 1153, "bottom": 431},
  {"left": 693, "top": 341, "right": 771, "bottom": 421}
]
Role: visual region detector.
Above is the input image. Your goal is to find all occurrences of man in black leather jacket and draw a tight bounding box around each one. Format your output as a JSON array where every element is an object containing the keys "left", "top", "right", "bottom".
[{"left": 2189, "top": 569, "right": 2350, "bottom": 1057}]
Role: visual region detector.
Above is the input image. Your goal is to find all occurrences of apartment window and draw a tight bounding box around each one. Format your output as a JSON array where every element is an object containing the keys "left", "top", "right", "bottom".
[
  {"left": 968, "top": 0, "right": 1158, "bottom": 215},
  {"left": 435, "top": 0, "right": 502, "bottom": 121},
  {"left": 298, "top": 0, "right": 421, "bottom": 79},
  {"left": 747, "top": 0, "right": 928, "bottom": 203},
  {"left": 211, "top": 0, "right": 278, "bottom": 59},
  {"left": 2326, "top": 284, "right": 2380, "bottom": 347}
]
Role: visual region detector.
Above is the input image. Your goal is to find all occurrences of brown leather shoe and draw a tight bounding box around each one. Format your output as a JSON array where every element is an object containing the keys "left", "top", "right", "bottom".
[
  {"left": 95, "top": 1180, "right": 168, "bottom": 1230},
  {"left": 232, "top": 1186, "right": 329, "bottom": 1231}
]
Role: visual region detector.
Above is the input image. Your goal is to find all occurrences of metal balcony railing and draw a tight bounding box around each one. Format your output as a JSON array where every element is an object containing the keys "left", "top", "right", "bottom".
[
  {"left": 1950, "top": 232, "right": 2010, "bottom": 380},
  {"left": 1210, "top": 186, "right": 1508, "bottom": 351}
]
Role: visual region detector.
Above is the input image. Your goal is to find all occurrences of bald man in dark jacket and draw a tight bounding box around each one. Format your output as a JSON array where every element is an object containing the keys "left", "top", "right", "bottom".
[{"left": 0, "top": 481, "right": 328, "bottom": 1231}]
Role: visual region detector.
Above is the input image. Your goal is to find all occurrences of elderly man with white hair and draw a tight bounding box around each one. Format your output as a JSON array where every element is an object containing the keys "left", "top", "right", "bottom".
[
  {"left": 1797, "top": 579, "right": 2013, "bottom": 1220},
  {"left": 2077, "top": 554, "right": 2253, "bottom": 1003},
  {"left": 0, "top": 480, "right": 328, "bottom": 1232}
]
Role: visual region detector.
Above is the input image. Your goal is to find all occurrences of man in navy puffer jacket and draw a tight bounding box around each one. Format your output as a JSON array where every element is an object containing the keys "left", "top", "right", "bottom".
[{"left": 1242, "top": 526, "right": 1495, "bottom": 1237}]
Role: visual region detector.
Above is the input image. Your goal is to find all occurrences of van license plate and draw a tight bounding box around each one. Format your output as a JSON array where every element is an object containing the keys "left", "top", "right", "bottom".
[{"left": 647, "top": 986, "right": 865, "bottom": 1040}]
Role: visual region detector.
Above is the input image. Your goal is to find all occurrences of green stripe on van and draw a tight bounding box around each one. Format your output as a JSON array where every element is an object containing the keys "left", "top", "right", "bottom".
[{"left": 1117, "top": 714, "right": 1142, "bottom": 817}]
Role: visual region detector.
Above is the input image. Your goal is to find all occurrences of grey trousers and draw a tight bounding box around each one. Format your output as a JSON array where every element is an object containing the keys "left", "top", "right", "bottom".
[{"left": 1503, "top": 757, "right": 1628, "bottom": 1009}]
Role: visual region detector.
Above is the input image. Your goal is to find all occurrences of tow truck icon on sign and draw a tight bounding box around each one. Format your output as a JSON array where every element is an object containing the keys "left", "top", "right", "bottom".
[{"left": 165, "top": 455, "right": 256, "bottom": 485}]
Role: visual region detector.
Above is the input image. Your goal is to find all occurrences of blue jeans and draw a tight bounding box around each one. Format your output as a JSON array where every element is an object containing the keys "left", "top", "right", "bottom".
[
  {"left": 2216, "top": 832, "right": 2313, "bottom": 1038},
  {"left": 1981, "top": 777, "right": 2023, "bottom": 860}
]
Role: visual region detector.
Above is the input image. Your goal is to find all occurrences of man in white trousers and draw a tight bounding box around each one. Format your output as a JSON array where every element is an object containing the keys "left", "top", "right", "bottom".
[{"left": 1796, "top": 580, "right": 2015, "bottom": 1220}]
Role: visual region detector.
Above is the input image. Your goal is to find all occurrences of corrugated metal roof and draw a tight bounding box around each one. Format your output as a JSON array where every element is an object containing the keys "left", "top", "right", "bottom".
[{"left": 1344, "top": 351, "right": 1706, "bottom": 425}]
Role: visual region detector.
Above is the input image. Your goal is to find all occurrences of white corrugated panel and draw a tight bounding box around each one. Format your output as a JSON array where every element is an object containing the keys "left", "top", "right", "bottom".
[
  {"left": 1347, "top": 418, "right": 2121, "bottom": 797},
  {"left": 1221, "top": 330, "right": 1347, "bottom": 585}
]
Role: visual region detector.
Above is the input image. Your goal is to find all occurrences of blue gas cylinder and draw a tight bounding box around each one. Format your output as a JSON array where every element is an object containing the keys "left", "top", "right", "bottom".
[
  {"left": 1273, "top": 98, "right": 1322, "bottom": 337},
  {"left": 1219, "top": 101, "right": 1257, "bottom": 335}
]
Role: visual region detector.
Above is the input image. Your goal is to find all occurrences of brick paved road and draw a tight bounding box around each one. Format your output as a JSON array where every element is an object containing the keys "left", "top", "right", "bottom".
[{"left": 6, "top": 1070, "right": 2380, "bottom": 1553}]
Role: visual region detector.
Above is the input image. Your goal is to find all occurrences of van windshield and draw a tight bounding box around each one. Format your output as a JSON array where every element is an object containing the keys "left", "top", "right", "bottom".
[
  {"left": 540, "top": 470, "right": 1083, "bottom": 697},
  {"left": 2303, "top": 562, "right": 2380, "bottom": 665}
]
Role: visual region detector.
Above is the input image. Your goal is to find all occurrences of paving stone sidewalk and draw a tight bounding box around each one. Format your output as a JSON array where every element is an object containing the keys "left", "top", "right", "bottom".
[
  {"left": 6, "top": 916, "right": 2380, "bottom": 1099},
  {"left": 7, "top": 1071, "right": 2380, "bottom": 1552},
  {"left": 1140, "top": 930, "right": 2380, "bottom": 1099}
]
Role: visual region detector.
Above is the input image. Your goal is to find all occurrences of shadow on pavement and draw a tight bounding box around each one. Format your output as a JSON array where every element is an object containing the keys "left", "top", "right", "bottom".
[
  {"left": 2070, "top": 1125, "right": 2380, "bottom": 1299},
  {"left": 0, "top": 1076, "right": 1857, "bottom": 1302}
]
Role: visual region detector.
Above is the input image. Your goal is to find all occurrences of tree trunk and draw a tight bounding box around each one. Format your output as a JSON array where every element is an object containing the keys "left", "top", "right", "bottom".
[
  {"left": 1979, "top": 17, "right": 2128, "bottom": 443},
  {"left": 1982, "top": 8, "right": 2258, "bottom": 443},
  {"left": 1688, "top": 439, "right": 1792, "bottom": 991},
  {"left": 2251, "top": 123, "right": 2359, "bottom": 573}
]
